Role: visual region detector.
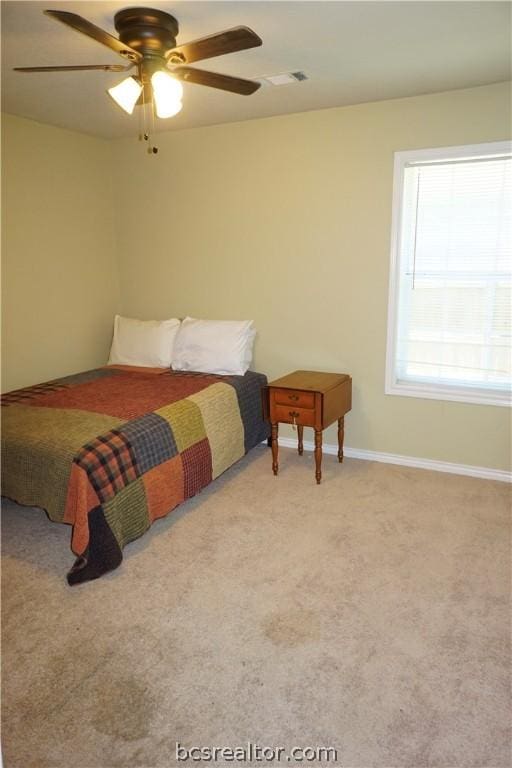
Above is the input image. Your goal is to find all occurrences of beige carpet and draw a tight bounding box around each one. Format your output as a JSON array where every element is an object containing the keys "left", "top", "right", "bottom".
[{"left": 1, "top": 445, "right": 510, "bottom": 768}]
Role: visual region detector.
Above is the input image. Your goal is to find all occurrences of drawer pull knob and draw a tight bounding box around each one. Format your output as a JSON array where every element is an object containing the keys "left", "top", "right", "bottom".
[{"left": 289, "top": 393, "right": 300, "bottom": 401}]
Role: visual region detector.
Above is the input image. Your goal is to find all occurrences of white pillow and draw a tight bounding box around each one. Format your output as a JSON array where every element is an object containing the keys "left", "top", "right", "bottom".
[
  {"left": 108, "top": 315, "right": 181, "bottom": 368},
  {"left": 172, "top": 317, "right": 256, "bottom": 375}
]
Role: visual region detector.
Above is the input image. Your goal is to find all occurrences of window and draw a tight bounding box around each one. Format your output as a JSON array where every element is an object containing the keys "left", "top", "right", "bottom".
[{"left": 386, "top": 141, "right": 512, "bottom": 407}]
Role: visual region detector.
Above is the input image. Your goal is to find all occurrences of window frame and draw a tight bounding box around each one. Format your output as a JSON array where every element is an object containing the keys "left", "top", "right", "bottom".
[{"left": 385, "top": 141, "right": 512, "bottom": 408}]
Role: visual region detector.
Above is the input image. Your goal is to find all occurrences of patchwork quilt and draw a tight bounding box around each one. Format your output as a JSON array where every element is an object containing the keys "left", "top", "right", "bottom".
[{"left": 1, "top": 366, "right": 270, "bottom": 584}]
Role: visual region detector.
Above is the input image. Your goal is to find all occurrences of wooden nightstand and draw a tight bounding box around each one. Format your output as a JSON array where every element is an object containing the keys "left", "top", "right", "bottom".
[{"left": 265, "top": 370, "right": 352, "bottom": 484}]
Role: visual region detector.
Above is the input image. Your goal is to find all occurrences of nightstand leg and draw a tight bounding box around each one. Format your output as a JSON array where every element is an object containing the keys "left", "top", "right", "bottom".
[
  {"left": 297, "top": 425, "right": 304, "bottom": 456},
  {"left": 271, "top": 422, "right": 279, "bottom": 475},
  {"left": 337, "top": 417, "right": 345, "bottom": 463},
  {"left": 314, "top": 429, "right": 322, "bottom": 484}
]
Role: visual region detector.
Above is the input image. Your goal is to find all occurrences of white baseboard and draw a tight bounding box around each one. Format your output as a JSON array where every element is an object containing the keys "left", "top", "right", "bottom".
[{"left": 272, "top": 437, "right": 511, "bottom": 483}]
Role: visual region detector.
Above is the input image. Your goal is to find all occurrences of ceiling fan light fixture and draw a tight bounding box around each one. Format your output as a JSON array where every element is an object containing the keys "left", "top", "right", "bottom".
[
  {"left": 151, "top": 70, "right": 183, "bottom": 118},
  {"left": 15, "top": 8, "right": 262, "bottom": 150},
  {"left": 107, "top": 76, "right": 142, "bottom": 114}
]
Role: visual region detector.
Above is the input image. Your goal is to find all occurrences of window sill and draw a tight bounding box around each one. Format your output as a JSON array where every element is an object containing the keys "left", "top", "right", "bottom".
[{"left": 385, "top": 381, "right": 511, "bottom": 408}]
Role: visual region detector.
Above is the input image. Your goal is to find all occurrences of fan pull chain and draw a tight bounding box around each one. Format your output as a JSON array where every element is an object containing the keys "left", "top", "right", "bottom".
[
  {"left": 139, "top": 72, "right": 148, "bottom": 144},
  {"left": 148, "top": 90, "right": 158, "bottom": 155},
  {"left": 138, "top": 66, "right": 147, "bottom": 144},
  {"left": 144, "top": 96, "right": 151, "bottom": 150},
  {"left": 137, "top": 84, "right": 144, "bottom": 143},
  {"left": 138, "top": 78, "right": 158, "bottom": 155}
]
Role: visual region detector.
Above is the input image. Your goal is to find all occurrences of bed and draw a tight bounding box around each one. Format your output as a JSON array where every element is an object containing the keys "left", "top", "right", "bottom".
[{"left": 1, "top": 365, "right": 270, "bottom": 584}]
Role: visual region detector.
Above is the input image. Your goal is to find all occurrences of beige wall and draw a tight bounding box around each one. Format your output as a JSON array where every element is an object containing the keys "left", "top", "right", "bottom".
[
  {"left": 1, "top": 114, "right": 119, "bottom": 392},
  {"left": 112, "top": 82, "right": 511, "bottom": 471},
  {"left": 2, "top": 85, "right": 510, "bottom": 470}
]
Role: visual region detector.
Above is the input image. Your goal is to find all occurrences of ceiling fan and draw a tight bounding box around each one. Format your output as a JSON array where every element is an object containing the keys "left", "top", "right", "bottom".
[{"left": 14, "top": 7, "right": 263, "bottom": 125}]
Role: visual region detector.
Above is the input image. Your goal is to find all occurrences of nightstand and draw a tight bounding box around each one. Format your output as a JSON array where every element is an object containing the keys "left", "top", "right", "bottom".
[{"left": 265, "top": 370, "right": 352, "bottom": 484}]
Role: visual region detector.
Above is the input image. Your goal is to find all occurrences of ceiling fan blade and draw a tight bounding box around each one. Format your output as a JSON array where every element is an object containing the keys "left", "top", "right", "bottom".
[
  {"left": 167, "top": 26, "right": 262, "bottom": 65},
  {"left": 44, "top": 10, "right": 142, "bottom": 63},
  {"left": 14, "top": 64, "right": 132, "bottom": 73},
  {"left": 173, "top": 66, "right": 261, "bottom": 95}
]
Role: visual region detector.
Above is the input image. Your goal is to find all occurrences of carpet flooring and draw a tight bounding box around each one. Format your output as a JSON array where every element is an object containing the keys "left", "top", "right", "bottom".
[{"left": 1, "top": 445, "right": 511, "bottom": 768}]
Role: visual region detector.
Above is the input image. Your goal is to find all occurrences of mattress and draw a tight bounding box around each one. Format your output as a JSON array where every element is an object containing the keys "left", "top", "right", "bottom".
[{"left": 1, "top": 365, "right": 270, "bottom": 584}]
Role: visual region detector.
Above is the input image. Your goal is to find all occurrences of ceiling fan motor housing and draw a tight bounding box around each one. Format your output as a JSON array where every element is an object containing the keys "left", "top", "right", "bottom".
[{"left": 114, "top": 8, "right": 179, "bottom": 57}]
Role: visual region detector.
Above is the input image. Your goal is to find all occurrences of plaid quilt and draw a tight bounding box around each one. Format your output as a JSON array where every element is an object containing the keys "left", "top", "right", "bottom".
[{"left": 2, "top": 366, "right": 270, "bottom": 584}]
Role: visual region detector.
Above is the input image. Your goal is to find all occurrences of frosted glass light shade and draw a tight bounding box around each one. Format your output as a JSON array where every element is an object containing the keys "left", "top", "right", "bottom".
[
  {"left": 151, "top": 70, "right": 183, "bottom": 118},
  {"left": 107, "top": 77, "right": 142, "bottom": 114}
]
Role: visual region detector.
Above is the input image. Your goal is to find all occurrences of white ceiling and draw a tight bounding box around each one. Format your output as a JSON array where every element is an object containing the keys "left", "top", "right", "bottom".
[{"left": 2, "top": 1, "right": 511, "bottom": 139}]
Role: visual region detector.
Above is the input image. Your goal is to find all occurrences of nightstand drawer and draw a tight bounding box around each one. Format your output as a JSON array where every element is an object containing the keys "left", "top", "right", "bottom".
[
  {"left": 272, "top": 404, "right": 316, "bottom": 427},
  {"left": 273, "top": 388, "right": 315, "bottom": 409}
]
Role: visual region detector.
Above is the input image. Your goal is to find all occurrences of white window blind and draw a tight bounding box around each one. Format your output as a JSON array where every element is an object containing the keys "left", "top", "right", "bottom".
[{"left": 387, "top": 142, "right": 512, "bottom": 407}]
